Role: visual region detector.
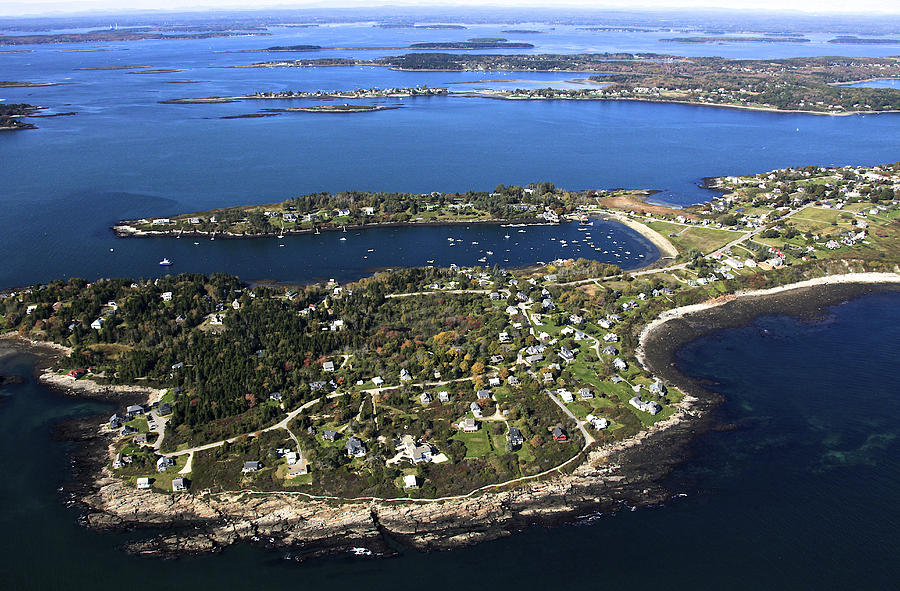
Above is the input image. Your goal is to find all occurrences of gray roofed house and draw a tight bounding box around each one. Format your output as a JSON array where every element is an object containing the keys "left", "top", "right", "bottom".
[
  {"left": 172, "top": 477, "right": 188, "bottom": 492},
  {"left": 109, "top": 413, "right": 125, "bottom": 429},
  {"left": 507, "top": 427, "right": 524, "bottom": 447},
  {"left": 470, "top": 401, "right": 483, "bottom": 418},
  {"left": 120, "top": 425, "right": 138, "bottom": 436},
  {"left": 242, "top": 461, "right": 262, "bottom": 473},
  {"left": 322, "top": 430, "right": 339, "bottom": 442},
  {"left": 629, "top": 396, "right": 662, "bottom": 415},
  {"left": 133, "top": 433, "right": 148, "bottom": 445},
  {"left": 420, "top": 392, "right": 433, "bottom": 404},
  {"left": 601, "top": 345, "right": 618, "bottom": 356},
  {"left": 476, "top": 389, "right": 492, "bottom": 399},
  {"left": 558, "top": 347, "right": 576, "bottom": 362},
  {"left": 649, "top": 379, "right": 667, "bottom": 395},
  {"left": 269, "top": 391, "right": 283, "bottom": 401},
  {"left": 126, "top": 404, "right": 144, "bottom": 416},
  {"left": 613, "top": 358, "right": 628, "bottom": 371},
  {"left": 579, "top": 388, "right": 594, "bottom": 400},
  {"left": 157, "top": 402, "right": 172, "bottom": 416},
  {"left": 346, "top": 436, "right": 366, "bottom": 458}
]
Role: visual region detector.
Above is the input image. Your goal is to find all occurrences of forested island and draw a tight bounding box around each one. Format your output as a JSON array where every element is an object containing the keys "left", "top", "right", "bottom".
[
  {"left": 240, "top": 53, "right": 900, "bottom": 114},
  {"left": 4, "top": 163, "right": 899, "bottom": 556}
]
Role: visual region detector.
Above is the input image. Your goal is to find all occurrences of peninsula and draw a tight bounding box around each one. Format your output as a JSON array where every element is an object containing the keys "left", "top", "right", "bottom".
[
  {"left": 0, "top": 103, "right": 42, "bottom": 130},
  {"left": 237, "top": 53, "right": 900, "bottom": 114},
  {"left": 4, "top": 163, "right": 898, "bottom": 557},
  {"left": 160, "top": 85, "right": 449, "bottom": 104}
]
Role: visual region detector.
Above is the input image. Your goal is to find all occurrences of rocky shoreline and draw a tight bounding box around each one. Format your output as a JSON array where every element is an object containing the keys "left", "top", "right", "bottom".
[{"left": 10, "top": 275, "right": 899, "bottom": 560}]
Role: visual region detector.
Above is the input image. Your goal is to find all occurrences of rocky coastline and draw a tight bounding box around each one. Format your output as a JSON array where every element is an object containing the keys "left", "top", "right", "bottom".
[{"left": 10, "top": 275, "right": 899, "bottom": 559}]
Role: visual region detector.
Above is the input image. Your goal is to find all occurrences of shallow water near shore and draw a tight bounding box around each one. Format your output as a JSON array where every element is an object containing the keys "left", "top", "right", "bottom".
[{"left": 1, "top": 290, "right": 898, "bottom": 589}]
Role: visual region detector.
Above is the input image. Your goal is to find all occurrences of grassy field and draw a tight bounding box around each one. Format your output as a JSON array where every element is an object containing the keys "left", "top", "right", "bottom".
[{"left": 647, "top": 220, "right": 743, "bottom": 254}]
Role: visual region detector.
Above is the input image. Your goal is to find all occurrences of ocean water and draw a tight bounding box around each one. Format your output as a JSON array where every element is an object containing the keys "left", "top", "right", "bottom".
[
  {"left": 2, "top": 290, "right": 897, "bottom": 590},
  {"left": 3, "top": 25, "right": 900, "bottom": 288}
]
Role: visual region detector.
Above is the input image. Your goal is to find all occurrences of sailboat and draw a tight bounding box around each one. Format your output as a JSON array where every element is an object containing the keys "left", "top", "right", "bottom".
[{"left": 159, "top": 258, "right": 173, "bottom": 266}]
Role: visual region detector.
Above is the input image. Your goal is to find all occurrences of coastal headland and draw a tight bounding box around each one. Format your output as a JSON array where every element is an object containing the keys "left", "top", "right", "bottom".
[{"left": 2, "top": 162, "right": 899, "bottom": 558}]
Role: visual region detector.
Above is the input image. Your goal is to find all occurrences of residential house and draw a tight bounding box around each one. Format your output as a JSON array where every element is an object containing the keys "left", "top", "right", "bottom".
[
  {"left": 438, "top": 391, "right": 450, "bottom": 403},
  {"left": 558, "top": 389, "right": 574, "bottom": 403},
  {"left": 460, "top": 417, "right": 480, "bottom": 432},
  {"left": 372, "top": 376, "right": 384, "bottom": 386},
  {"left": 601, "top": 346, "right": 618, "bottom": 356},
  {"left": 649, "top": 379, "right": 667, "bottom": 396},
  {"left": 420, "top": 392, "right": 433, "bottom": 404},
  {"left": 507, "top": 376, "right": 520, "bottom": 386},
  {"left": 322, "top": 430, "right": 339, "bottom": 442},
  {"left": 399, "top": 369, "right": 412, "bottom": 382},
  {"left": 134, "top": 433, "right": 148, "bottom": 445},
  {"left": 90, "top": 317, "right": 104, "bottom": 330},
  {"left": 552, "top": 427, "right": 568, "bottom": 441},
  {"left": 109, "top": 413, "right": 125, "bottom": 429},
  {"left": 470, "top": 401, "right": 483, "bottom": 418},
  {"left": 121, "top": 425, "right": 138, "bottom": 436},
  {"left": 603, "top": 333, "right": 618, "bottom": 343},
  {"left": 403, "top": 474, "right": 419, "bottom": 489},
  {"left": 507, "top": 427, "right": 524, "bottom": 447},
  {"left": 242, "top": 461, "right": 263, "bottom": 473},
  {"left": 161, "top": 291, "right": 173, "bottom": 302},
  {"left": 558, "top": 347, "right": 576, "bottom": 362},
  {"left": 346, "top": 436, "right": 367, "bottom": 458},
  {"left": 629, "top": 396, "right": 662, "bottom": 415},
  {"left": 136, "top": 477, "right": 151, "bottom": 490},
  {"left": 322, "top": 361, "right": 335, "bottom": 372},
  {"left": 476, "top": 389, "right": 492, "bottom": 400},
  {"left": 172, "top": 477, "right": 188, "bottom": 492},
  {"left": 613, "top": 358, "right": 628, "bottom": 371},
  {"left": 586, "top": 414, "right": 609, "bottom": 430},
  {"left": 269, "top": 391, "right": 283, "bottom": 402},
  {"left": 579, "top": 388, "right": 594, "bottom": 400},
  {"left": 156, "top": 456, "right": 174, "bottom": 472},
  {"left": 488, "top": 377, "right": 501, "bottom": 387}
]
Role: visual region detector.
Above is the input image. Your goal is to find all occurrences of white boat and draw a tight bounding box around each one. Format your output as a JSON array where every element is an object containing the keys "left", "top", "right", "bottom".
[
  {"left": 159, "top": 258, "right": 172, "bottom": 266},
  {"left": 504, "top": 234, "right": 511, "bottom": 239},
  {"left": 485, "top": 251, "right": 493, "bottom": 255},
  {"left": 339, "top": 237, "right": 347, "bottom": 241}
]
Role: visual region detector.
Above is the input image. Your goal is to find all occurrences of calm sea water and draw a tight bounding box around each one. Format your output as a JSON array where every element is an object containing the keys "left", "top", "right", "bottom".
[
  {"left": 3, "top": 25, "right": 900, "bottom": 288},
  {"left": 2, "top": 290, "right": 897, "bottom": 590}
]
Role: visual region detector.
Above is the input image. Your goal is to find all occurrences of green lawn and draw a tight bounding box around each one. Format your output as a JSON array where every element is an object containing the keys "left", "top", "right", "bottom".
[
  {"left": 647, "top": 221, "right": 743, "bottom": 254},
  {"left": 452, "top": 428, "right": 493, "bottom": 458}
]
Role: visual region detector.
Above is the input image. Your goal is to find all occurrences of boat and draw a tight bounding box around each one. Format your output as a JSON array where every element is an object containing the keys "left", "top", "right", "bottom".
[
  {"left": 477, "top": 257, "right": 487, "bottom": 263},
  {"left": 485, "top": 251, "right": 493, "bottom": 255},
  {"left": 159, "top": 258, "right": 172, "bottom": 266},
  {"left": 518, "top": 229, "right": 526, "bottom": 233},
  {"left": 504, "top": 234, "right": 510, "bottom": 239},
  {"left": 339, "top": 237, "right": 347, "bottom": 241},
  {"left": 193, "top": 242, "right": 199, "bottom": 245}
]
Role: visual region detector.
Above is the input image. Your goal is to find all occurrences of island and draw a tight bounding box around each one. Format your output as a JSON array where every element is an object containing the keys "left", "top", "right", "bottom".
[
  {"left": 3, "top": 162, "right": 898, "bottom": 557},
  {"left": 112, "top": 182, "right": 591, "bottom": 238},
  {"left": 160, "top": 85, "right": 449, "bottom": 104},
  {"left": 0, "top": 29, "right": 269, "bottom": 46},
  {"left": 237, "top": 53, "right": 900, "bottom": 114}
]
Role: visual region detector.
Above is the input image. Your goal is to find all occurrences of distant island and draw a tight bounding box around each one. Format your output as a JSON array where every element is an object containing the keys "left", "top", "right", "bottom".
[
  {"left": 0, "top": 29, "right": 269, "bottom": 46},
  {"left": 237, "top": 53, "right": 900, "bottom": 114},
  {"left": 408, "top": 41, "right": 534, "bottom": 49},
  {"left": 160, "top": 85, "right": 449, "bottom": 104},
  {"left": 0, "top": 80, "right": 59, "bottom": 87},
  {"left": 828, "top": 36, "right": 900, "bottom": 45},
  {"left": 661, "top": 36, "right": 810, "bottom": 43},
  {"left": 5, "top": 163, "right": 899, "bottom": 557}
]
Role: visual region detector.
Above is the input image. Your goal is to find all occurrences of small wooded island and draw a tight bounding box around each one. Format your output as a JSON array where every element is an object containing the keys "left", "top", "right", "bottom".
[
  {"left": 239, "top": 53, "right": 900, "bottom": 114},
  {"left": 4, "top": 163, "right": 899, "bottom": 557}
]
